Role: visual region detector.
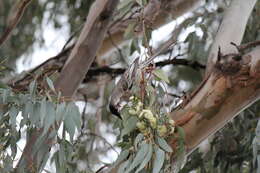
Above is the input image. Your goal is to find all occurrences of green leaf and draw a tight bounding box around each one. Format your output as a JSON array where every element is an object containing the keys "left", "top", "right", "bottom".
[
  {"left": 2, "top": 89, "right": 9, "bottom": 103},
  {"left": 152, "top": 147, "right": 165, "bottom": 173},
  {"left": 40, "top": 99, "right": 47, "bottom": 126},
  {"left": 118, "top": 160, "right": 131, "bottom": 173},
  {"left": 56, "top": 102, "right": 66, "bottom": 122},
  {"left": 156, "top": 137, "right": 173, "bottom": 153},
  {"left": 134, "top": 133, "right": 144, "bottom": 149},
  {"left": 43, "top": 102, "right": 56, "bottom": 135},
  {"left": 46, "top": 77, "right": 55, "bottom": 92},
  {"left": 58, "top": 142, "right": 66, "bottom": 167},
  {"left": 71, "top": 103, "right": 81, "bottom": 130},
  {"left": 121, "top": 116, "right": 138, "bottom": 137},
  {"left": 64, "top": 103, "right": 76, "bottom": 141},
  {"left": 30, "top": 102, "right": 41, "bottom": 126},
  {"left": 125, "top": 142, "right": 149, "bottom": 173},
  {"left": 153, "top": 69, "right": 170, "bottom": 83},
  {"left": 9, "top": 106, "right": 18, "bottom": 129},
  {"left": 135, "top": 143, "right": 153, "bottom": 173},
  {"left": 117, "top": 150, "right": 130, "bottom": 163},
  {"left": 29, "top": 80, "right": 37, "bottom": 96},
  {"left": 113, "top": 150, "right": 130, "bottom": 169}
]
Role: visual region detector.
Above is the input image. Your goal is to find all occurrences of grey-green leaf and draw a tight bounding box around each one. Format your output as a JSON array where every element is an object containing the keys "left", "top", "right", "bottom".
[
  {"left": 46, "top": 77, "right": 55, "bottom": 92},
  {"left": 156, "top": 137, "right": 173, "bottom": 153},
  {"left": 135, "top": 143, "right": 153, "bottom": 173},
  {"left": 118, "top": 160, "right": 131, "bottom": 173},
  {"left": 121, "top": 116, "right": 138, "bottom": 137},
  {"left": 152, "top": 147, "right": 165, "bottom": 173},
  {"left": 134, "top": 133, "right": 144, "bottom": 149},
  {"left": 43, "top": 102, "right": 56, "bottom": 135},
  {"left": 9, "top": 106, "right": 18, "bottom": 129},
  {"left": 153, "top": 69, "right": 170, "bottom": 83},
  {"left": 125, "top": 143, "right": 149, "bottom": 173}
]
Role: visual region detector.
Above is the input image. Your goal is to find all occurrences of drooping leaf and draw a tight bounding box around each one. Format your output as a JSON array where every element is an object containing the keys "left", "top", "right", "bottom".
[
  {"left": 156, "top": 137, "right": 173, "bottom": 153},
  {"left": 71, "top": 103, "right": 81, "bottom": 130},
  {"left": 135, "top": 143, "right": 153, "bottom": 173},
  {"left": 29, "top": 80, "right": 37, "bottom": 96},
  {"left": 118, "top": 160, "right": 131, "bottom": 173},
  {"left": 9, "top": 106, "right": 18, "bottom": 130},
  {"left": 46, "top": 77, "right": 55, "bottom": 92},
  {"left": 134, "top": 133, "right": 144, "bottom": 149},
  {"left": 56, "top": 102, "right": 66, "bottom": 122},
  {"left": 152, "top": 147, "right": 165, "bottom": 173},
  {"left": 125, "top": 142, "right": 149, "bottom": 173},
  {"left": 43, "top": 102, "right": 56, "bottom": 135}
]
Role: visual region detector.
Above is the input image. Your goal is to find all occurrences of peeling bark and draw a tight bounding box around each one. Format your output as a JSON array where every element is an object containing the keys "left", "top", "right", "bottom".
[
  {"left": 171, "top": 47, "right": 260, "bottom": 156},
  {"left": 205, "top": 0, "right": 257, "bottom": 75}
]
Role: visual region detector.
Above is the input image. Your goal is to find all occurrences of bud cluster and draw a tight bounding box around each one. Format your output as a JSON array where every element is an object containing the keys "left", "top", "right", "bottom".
[{"left": 127, "top": 96, "right": 175, "bottom": 138}]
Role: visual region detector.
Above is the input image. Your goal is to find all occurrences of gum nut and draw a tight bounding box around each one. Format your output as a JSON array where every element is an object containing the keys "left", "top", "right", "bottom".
[
  {"left": 136, "top": 121, "right": 146, "bottom": 130},
  {"left": 140, "top": 109, "right": 152, "bottom": 118},
  {"left": 158, "top": 125, "right": 167, "bottom": 136},
  {"left": 169, "top": 119, "right": 175, "bottom": 126},
  {"left": 170, "top": 126, "right": 175, "bottom": 134},
  {"left": 129, "top": 109, "right": 137, "bottom": 115},
  {"left": 149, "top": 118, "right": 157, "bottom": 129}
]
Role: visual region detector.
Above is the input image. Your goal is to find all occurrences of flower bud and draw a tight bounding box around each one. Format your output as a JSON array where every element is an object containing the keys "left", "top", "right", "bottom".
[
  {"left": 157, "top": 125, "right": 167, "bottom": 137},
  {"left": 169, "top": 119, "right": 175, "bottom": 126},
  {"left": 136, "top": 121, "right": 146, "bottom": 131}
]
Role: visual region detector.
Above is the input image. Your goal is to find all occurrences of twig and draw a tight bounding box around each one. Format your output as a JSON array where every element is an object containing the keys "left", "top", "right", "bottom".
[
  {"left": 0, "top": 0, "right": 32, "bottom": 46},
  {"left": 61, "top": 23, "right": 84, "bottom": 51},
  {"left": 231, "top": 40, "right": 260, "bottom": 52},
  {"left": 87, "top": 132, "right": 119, "bottom": 155}
]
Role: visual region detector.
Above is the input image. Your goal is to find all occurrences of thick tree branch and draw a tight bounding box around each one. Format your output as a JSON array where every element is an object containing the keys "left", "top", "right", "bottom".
[
  {"left": 170, "top": 46, "right": 260, "bottom": 163},
  {"left": 0, "top": 0, "right": 32, "bottom": 46},
  {"left": 205, "top": 0, "right": 257, "bottom": 75},
  {"left": 54, "top": 0, "right": 119, "bottom": 97}
]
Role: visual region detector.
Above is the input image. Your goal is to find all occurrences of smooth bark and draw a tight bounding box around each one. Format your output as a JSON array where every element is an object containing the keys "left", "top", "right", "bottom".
[{"left": 205, "top": 0, "right": 257, "bottom": 75}]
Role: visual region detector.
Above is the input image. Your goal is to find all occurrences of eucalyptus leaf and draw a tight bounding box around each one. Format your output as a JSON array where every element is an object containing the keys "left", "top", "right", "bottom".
[
  {"left": 116, "top": 150, "right": 130, "bottom": 164},
  {"left": 135, "top": 143, "right": 153, "bottom": 173},
  {"left": 56, "top": 102, "right": 66, "bottom": 122},
  {"left": 156, "top": 137, "right": 173, "bottom": 153},
  {"left": 29, "top": 80, "right": 36, "bottom": 96},
  {"left": 71, "top": 103, "right": 81, "bottom": 130},
  {"left": 46, "top": 77, "right": 55, "bottom": 92},
  {"left": 9, "top": 106, "right": 18, "bottom": 130},
  {"left": 125, "top": 142, "right": 149, "bottom": 173},
  {"left": 134, "top": 133, "right": 144, "bottom": 149},
  {"left": 40, "top": 99, "right": 47, "bottom": 126},
  {"left": 121, "top": 116, "right": 138, "bottom": 137},
  {"left": 152, "top": 147, "right": 165, "bottom": 173},
  {"left": 43, "top": 102, "right": 56, "bottom": 135},
  {"left": 118, "top": 160, "right": 131, "bottom": 173},
  {"left": 153, "top": 69, "right": 170, "bottom": 83}
]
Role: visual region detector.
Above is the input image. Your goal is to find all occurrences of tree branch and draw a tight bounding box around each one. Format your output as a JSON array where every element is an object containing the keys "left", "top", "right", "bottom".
[
  {"left": 15, "top": 0, "right": 119, "bottom": 171},
  {"left": 170, "top": 46, "right": 260, "bottom": 158},
  {"left": 0, "top": 0, "right": 32, "bottom": 46},
  {"left": 205, "top": 0, "right": 257, "bottom": 75}
]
